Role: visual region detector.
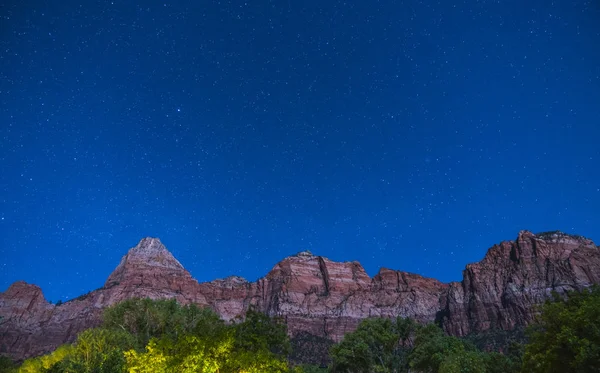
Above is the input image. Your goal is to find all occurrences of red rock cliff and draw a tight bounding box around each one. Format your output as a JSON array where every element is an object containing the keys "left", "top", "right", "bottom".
[
  {"left": 441, "top": 230, "right": 600, "bottom": 336},
  {"left": 1, "top": 230, "right": 598, "bottom": 361}
]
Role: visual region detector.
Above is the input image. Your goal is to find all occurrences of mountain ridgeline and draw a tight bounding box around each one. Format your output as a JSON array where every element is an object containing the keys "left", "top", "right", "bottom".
[{"left": 1, "top": 230, "right": 599, "bottom": 362}]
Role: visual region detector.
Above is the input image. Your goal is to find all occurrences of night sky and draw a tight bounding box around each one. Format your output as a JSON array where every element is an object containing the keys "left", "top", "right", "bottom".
[{"left": 1, "top": 0, "right": 599, "bottom": 303}]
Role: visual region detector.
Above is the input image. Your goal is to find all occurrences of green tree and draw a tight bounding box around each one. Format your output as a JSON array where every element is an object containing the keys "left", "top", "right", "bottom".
[
  {"left": 329, "top": 317, "right": 416, "bottom": 373},
  {"left": 522, "top": 286, "right": 600, "bottom": 373},
  {"left": 0, "top": 355, "right": 16, "bottom": 373},
  {"left": 69, "top": 328, "right": 135, "bottom": 372},
  {"left": 18, "top": 329, "right": 134, "bottom": 373},
  {"left": 298, "top": 364, "right": 328, "bottom": 373},
  {"left": 16, "top": 300, "right": 302, "bottom": 373},
  {"left": 438, "top": 349, "right": 486, "bottom": 373},
  {"left": 124, "top": 338, "right": 171, "bottom": 373},
  {"left": 18, "top": 345, "right": 74, "bottom": 373},
  {"left": 223, "top": 309, "right": 291, "bottom": 373},
  {"left": 125, "top": 326, "right": 289, "bottom": 373},
  {"left": 408, "top": 324, "right": 469, "bottom": 373},
  {"left": 233, "top": 309, "right": 291, "bottom": 356},
  {"left": 102, "top": 298, "right": 210, "bottom": 349},
  {"left": 482, "top": 351, "right": 520, "bottom": 373}
]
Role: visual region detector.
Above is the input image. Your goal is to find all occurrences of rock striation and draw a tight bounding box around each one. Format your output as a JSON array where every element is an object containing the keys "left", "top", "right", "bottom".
[
  {"left": 1, "top": 230, "right": 599, "bottom": 361},
  {"left": 441, "top": 230, "right": 600, "bottom": 336}
]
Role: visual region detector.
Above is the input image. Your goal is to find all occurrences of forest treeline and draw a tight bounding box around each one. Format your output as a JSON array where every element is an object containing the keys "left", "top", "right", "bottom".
[{"left": 0, "top": 286, "right": 598, "bottom": 373}]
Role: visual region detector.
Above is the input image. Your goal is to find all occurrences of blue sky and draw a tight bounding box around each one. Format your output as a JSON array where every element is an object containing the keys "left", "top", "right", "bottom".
[{"left": 1, "top": 0, "right": 599, "bottom": 302}]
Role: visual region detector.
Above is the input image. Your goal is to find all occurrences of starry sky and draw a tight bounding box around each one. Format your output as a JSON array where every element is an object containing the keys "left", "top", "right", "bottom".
[{"left": 1, "top": 0, "right": 599, "bottom": 303}]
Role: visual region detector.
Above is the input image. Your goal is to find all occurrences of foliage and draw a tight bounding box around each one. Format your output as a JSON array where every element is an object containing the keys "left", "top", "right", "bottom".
[
  {"left": 16, "top": 288, "right": 600, "bottom": 373},
  {"left": 438, "top": 348, "right": 486, "bottom": 373},
  {"left": 124, "top": 333, "right": 236, "bottom": 373},
  {"left": 233, "top": 309, "right": 290, "bottom": 356},
  {"left": 225, "top": 309, "right": 290, "bottom": 373},
  {"left": 17, "top": 299, "right": 294, "bottom": 372},
  {"left": 298, "top": 364, "right": 328, "bottom": 373},
  {"left": 522, "top": 286, "right": 600, "bottom": 373},
  {"left": 18, "top": 345, "right": 74, "bottom": 373},
  {"left": 408, "top": 324, "right": 469, "bottom": 373},
  {"left": 124, "top": 309, "right": 290, "bottom": 373},
  {"left": 482, "top": 350, "right": 521, "bottom": 373},
  {"left": 18, "top": 328, "right": 134, "bottom": 373},
  {"left": 71, "top": 328, "right": 135, "bottom": 371},
  {"left": 0, "top": 355, "right": 16, "bottom": 373},
  {"left": 66, "top": 291, "right": 93, "bottom": 304},
  {"left": 102, "top": 297, "right": 212, "bottom": 349},
  {"left": 290, "top": 332, "right": 334, "bottom": 366},
  {"left": 463, "top": 326, "right": 526, "bottom": 352},
  {"left": 329, "top": 316, "right": 416, "bottom": 373}
]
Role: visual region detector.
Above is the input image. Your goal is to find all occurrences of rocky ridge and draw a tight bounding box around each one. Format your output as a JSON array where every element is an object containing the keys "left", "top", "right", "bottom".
[{"left": 1, "top": 230, "right": 599, "bottom": 361}]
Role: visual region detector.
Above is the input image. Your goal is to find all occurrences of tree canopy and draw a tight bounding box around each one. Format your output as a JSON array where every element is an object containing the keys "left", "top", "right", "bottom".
[
  {"left": 522, "top": 286, "right": 600, "bottom": 373},
  {"left": 15, "top": 299, "right": 292, "bottom": 373},
  {"left": 329, "top": 317, "right": 416, "bottom": 373},
  {"left": 11, "top": 286, "right": 600, "bottom": 373}
]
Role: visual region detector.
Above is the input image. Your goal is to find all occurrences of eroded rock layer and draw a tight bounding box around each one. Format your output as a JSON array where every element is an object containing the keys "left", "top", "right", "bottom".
[{"left": 1, "top": 230, "right": 598, "bottom": 360}]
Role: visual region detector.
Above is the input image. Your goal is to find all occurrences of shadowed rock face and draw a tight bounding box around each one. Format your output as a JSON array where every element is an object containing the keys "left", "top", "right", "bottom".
[{"left": 1, "top": 230, "right": 599, "bottom": 361}]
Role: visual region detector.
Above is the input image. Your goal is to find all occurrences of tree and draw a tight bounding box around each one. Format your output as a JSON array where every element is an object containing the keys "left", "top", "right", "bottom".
[
  {"left": 124, "top": 324, "right": 289, "bottom": 373},
  {"left": 18, "top": 329, "right": 134, "bottom": 373},
  {"left": 408, "top": 324, "right": 469, "bottom": 373},
  {"left": 124, "top": 338, "right": 171, "bottom": 373},
  {"left": 481, "top": 351, "right": 520, "bottom": 373},
  {"left": 0, "top": 355, "right": 16, "bottom": 373},
  {"left": 18, "top": 345, "right": 74, "bottom": 373},
  {"left": 69, "top": 328, "right": 135, "bottom": 372},
  {"left": 233, "top": 309, "right": 290, "bottom": 356},
  {"left": 17, "top": 300, "right": 298, "bottom": 373},
  {"left": 102, "top": 298, "right": 212, "bottom": 349},
  {"left": 438, "top": 349, "right": 486, "bottom": 373},
  {"left": 522, "top": 286, "right": 600, "bottom": 373},
  {"left": 329, "top": 317, "right": 416, "bottom": 373},
  {"left": 298, "top": 364, "right": 328, "bottom": 373},
  {"left": 224, "top": 309, "right": 291, "bottom": 373}
]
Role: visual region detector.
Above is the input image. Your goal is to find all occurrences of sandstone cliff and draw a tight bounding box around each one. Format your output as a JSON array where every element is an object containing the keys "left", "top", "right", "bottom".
[
  {"left": 441, "top": 230, "right": 600, "bottom": 336},
  {"left": 1, "top": 230, "right": 598, "bottom": 361}
]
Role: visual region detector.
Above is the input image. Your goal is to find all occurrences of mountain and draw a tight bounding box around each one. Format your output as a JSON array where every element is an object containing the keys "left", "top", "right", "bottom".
[{"left": 1, "top": 230, "right": 599, "bottom": 361}]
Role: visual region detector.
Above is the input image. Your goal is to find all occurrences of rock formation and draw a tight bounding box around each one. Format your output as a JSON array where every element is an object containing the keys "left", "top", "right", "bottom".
[
  {"left": 441, "top": 230, "right": 600, "bottom": 336},
  {"left": 1, "top": 230, "right": 598, "bottom": 361}
]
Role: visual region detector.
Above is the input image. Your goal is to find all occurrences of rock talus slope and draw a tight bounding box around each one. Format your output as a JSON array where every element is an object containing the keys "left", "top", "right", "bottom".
[{"left": 1, "top": 230, "right": 599, "bottom": 360}]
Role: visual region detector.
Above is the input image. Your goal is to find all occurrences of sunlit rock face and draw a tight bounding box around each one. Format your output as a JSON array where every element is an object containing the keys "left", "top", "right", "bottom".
[{"left": 1, "top": 230, "right": 599, "bottom": 361}]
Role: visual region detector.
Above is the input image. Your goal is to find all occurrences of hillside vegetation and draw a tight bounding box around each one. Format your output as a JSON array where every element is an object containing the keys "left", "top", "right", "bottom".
[{"left": 1, "top": 286, "right": 598, "bottom": 373}]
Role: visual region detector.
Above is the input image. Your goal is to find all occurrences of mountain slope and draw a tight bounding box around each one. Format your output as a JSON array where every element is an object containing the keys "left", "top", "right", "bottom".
[{"left": 1, "top": 230, "right": 598, "bottom": 361}]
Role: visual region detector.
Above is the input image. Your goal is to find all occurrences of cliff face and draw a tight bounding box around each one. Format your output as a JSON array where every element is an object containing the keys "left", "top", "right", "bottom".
[
  {"left": 0, "top": 238, "right": 205, "bottom": 359},
  {"left": 441, "top": 230, "right": 600, "bottom": 336},
  {"left": 245, "top": 251, "right": 448, "bottom": 341},
  {"left": 1, "top": 230, "right": 599, "bottom": 361}
]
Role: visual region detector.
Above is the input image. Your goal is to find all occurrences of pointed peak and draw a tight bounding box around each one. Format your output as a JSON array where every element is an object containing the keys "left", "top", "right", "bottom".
[
  {"left": 130, "top": 237, "right": 167, "bottom": 254},
  {"left": 123, "top": 237, "right": 183, "bottom": 268},
  {"left": 294, "top": 250, "right": 314, "bottom": 257},
  {"left": 105, "top": 238, "right": 187, "bottom": 286}
]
